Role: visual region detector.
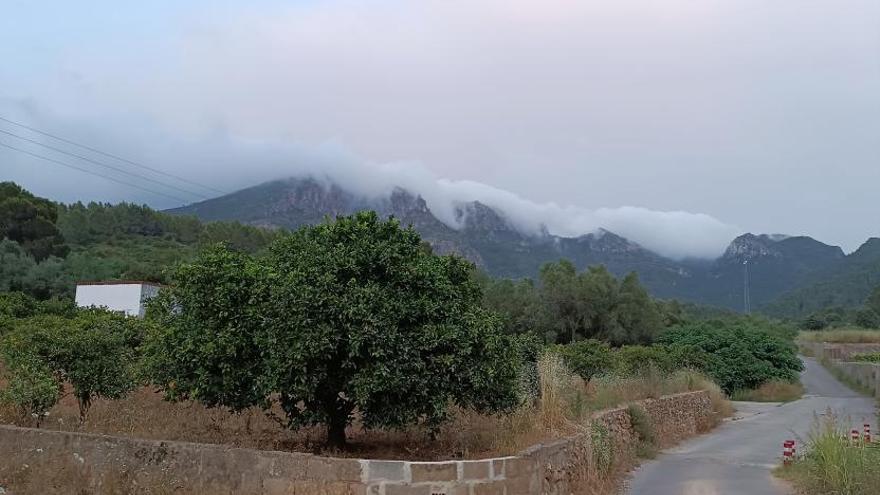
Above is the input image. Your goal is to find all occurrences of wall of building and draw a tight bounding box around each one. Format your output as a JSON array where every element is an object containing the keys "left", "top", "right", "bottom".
[
  {"left": 74, "top": 283, "right": 160, "bottom": 317},
  {"left": 0, "top": 391, "right": 713, "bottom": 495}
]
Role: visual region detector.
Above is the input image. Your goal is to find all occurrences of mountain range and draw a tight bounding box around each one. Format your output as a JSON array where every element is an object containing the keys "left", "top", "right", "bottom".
[{"left": 168, "top": 177, "right": 879, "bottom": 314}]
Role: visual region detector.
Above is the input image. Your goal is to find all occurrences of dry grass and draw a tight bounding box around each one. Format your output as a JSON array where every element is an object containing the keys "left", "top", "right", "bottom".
[
  {"left": 776, "top": 412, "right": 880, "bottom": 495},
  {"left": 0, "top": 355, "right": 729, "bottom": 463},
  {"left": 799, "top": 329, "right": 880, "bottom": 344},
  {"left": 0, "top": 354, "right": 731, "bottom": 495},
  {"left": 731, "top": 380, "right": 805, "bottom": 402}
]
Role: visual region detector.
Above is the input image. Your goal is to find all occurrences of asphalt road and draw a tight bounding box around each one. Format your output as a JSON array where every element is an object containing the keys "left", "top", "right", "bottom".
[{"left": 625, "top": 357, "right": 878, "bottom": 495}]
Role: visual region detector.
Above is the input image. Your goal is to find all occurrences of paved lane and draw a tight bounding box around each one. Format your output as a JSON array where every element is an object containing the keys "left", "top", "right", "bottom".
[{"left": 625, "top": 357, "right": 877, "bottom": 495}]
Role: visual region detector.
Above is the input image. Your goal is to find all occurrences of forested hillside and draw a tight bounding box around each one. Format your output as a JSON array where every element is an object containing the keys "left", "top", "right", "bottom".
[
  {"left": 0, "top": 182, "right": 281, "bottom": 299},
  {"left": 762, "top": 238, "right": 880, "bottom": 318},
  {"left": 170, "top": 177, "right": 858, "bottom": 311}
]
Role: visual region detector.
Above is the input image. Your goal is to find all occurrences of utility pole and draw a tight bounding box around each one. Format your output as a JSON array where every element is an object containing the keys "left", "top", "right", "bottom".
[{"left": 743, "top": 260, "right": 751, "bottom": 315}]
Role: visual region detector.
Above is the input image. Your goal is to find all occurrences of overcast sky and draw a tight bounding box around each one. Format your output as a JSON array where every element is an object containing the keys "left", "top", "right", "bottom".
[{"left": 2, "top": 0, "right": 878, "bottom": 258}]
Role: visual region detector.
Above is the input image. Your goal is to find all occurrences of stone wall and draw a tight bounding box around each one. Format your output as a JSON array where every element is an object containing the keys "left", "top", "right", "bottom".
[
  {"left": 0, "top": 391, "right": 713, "bottom": 495},
  {"left": 801, "top": 342, "right": 880, "bottom": 362}
]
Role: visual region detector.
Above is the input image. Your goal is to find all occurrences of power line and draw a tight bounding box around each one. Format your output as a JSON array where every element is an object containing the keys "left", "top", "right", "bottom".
[
  {"left": 0, "top": 140, "right": 190, "bottom": 203},
  {"left": 0, "top": 115, "right": 227, "bottom": 196},
  {"left": 0, "top": 128, "right": 210, "bottom": 200}
]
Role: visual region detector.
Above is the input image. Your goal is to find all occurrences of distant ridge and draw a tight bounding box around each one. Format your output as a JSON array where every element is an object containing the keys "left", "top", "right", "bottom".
[{"left": 168, "top": 177, "right": 853, "bottom": 312}]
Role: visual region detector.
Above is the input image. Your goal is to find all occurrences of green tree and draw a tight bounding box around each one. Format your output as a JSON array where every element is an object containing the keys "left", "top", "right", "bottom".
[
  {"left": 0, "top": 238, "right": 36, "bottom": 292},
  {"left": 866, "top": 287, "right": 880, "bottom": 317},
  {"left": 147, "top": 212, "right": 524, "bottom": 448},
  {"left": 0, "top": 311, "right": 145, "bottom": 420},
  {"left": 0, "top": 182, "right": 68, "bottom": 261},
  {"left": 600, "top": 271, "right": 662, "bottom": 346},
  {"left": 481, "top": 276, "right": 552, "bottom": 339},
  {"left": 0, "top": 357, "right": 59, "bottom": 426},
  {"left": 854, "top": 308, "right": 880, "bottom": 329},
  {"left": 659, "top": 320, "right": 803, "bottom": 393},
  {"left": 552, "top": 339, "right": 614, "bottom": 381},
  {"left": 540, "top": 260, "right": 589, "bottom": 343}
]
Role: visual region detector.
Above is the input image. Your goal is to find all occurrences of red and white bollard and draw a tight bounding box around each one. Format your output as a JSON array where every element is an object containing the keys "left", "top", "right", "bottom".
[
  {"left": 851, "top": 429, "right": 860, "bottom": 444},
  {"left": 783, "top": 440, "right": 795, "bottom": 466},
  {"left": 864, "top": 424, "right": 872, "bottom": 444}
]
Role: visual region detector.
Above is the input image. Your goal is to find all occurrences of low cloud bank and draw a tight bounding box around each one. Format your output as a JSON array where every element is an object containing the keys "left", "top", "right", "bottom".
[{"left": 1, "top": 105, "right": 739, "bottom": 260}]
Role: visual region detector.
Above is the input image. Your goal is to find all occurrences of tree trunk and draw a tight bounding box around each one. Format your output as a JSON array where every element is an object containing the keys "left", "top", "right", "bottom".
[
  {"left": 77, "top": 393, "right": 91, "bottom": 424},
  {"left": 326, "top": 412, "right": 348, "bottom": 449}
]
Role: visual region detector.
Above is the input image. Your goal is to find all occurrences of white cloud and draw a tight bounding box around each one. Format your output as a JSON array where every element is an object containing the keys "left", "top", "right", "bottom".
[{"left": 3, "top": 0, "right": 877, "bottom": 255}]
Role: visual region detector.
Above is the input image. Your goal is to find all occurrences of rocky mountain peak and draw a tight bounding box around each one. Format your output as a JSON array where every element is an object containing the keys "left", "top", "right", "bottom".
[
  {"left": 457, "top": 201, "right": 514, "bottom": 233},
  {"left": 722, "top": 233, "right": 780, "bottom": 262},
  {"left": 590, "top": 229, "right": 644, "bottom": 253}
]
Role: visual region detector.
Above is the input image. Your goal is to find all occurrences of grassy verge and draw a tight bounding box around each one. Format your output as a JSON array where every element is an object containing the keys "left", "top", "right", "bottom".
[
  {"left": 776, "top": 413, "right": 880, "bottom": 495},
  {"left": 731, "top": 380, "right": 805, "bottom": 402}
]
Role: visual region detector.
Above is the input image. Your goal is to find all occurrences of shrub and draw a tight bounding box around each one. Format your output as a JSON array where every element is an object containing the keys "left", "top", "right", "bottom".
[
  {"left": 0, "top": 291, "right": 40, "bottom": 318},
  {"left": 851, "top": 352, "right": 880, "bottom": 363},
  {"left": 146, "top": 212, "right": 525, "bottom": 448},
  {"left": 551, "top": 339, "right": 614, "bottom": 381},
  {"left": 627, "top": 404, "right": 657, "bottom": 457},
  {"left": 659, "top": 321, "right": 803, "bottom": 393},
  {"left": 613, "top": 344, "right": 708, "bottom": 376},
  {"left": 800, "top": 315, "right": 828, "bottom": 331},
  {"left": 590, "top": 422, "right": 614, "bottom": 475}
]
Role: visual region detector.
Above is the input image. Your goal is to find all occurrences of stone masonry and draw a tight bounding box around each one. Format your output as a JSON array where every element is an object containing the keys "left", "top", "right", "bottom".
[{"left": 0, "top": 391, "right": 713, "bottom": 495}]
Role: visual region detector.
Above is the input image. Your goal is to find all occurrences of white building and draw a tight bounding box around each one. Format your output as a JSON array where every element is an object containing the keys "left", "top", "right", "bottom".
[{"left": 74, "top": 281, "right": 162, "bottom": 318}]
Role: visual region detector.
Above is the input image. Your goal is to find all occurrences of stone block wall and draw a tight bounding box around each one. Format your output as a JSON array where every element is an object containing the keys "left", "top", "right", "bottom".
[
  {"left": 802, "top": 342, "right": 880, "bottom": 362},
  {"left": 0, "top": 391, "right": 713, "bottom": 495}
]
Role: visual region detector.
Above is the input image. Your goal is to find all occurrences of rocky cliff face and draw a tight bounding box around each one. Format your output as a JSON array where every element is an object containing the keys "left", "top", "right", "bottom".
[{"left": 167, "top": 177, "right": 847, "bottom": 311}]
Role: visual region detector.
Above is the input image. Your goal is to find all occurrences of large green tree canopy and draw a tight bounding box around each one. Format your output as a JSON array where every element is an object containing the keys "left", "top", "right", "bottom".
[
  {"left": 147, "top": 211, "right": 524, "bottom": 447},
  {"left": 0, "top": 182, "right": 68, "bottom": 261}
]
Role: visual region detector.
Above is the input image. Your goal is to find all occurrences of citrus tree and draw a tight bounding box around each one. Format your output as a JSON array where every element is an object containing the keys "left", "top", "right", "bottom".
[
  {"left": 0, "top": 311, "right": 145, "bottom": 421},
  {"left": 147, "top": 212, "right": 524, "bottom": 447}
]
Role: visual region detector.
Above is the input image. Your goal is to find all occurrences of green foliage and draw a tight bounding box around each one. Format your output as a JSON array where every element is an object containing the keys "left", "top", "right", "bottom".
[
  {"left": 851, "top": 352, "right": 880, "bottom": 363},
  {"left": 481, "top": 261, "right": 664, "bottom": 345},
  {"left": 0, "top": 292, "right": 75, "bottom": 337},
  {"left": 0, "top": 311, "right": 145, "bottom": 420},
  {"left": 0, "top": 239, "right": 75, "bottom": 302},
  {"left": 853, "top": 308, "right": 880, "bottom": 329},
  {"left": 146, "top": 212, "right": 524, "bottom": 447},
  {"left": 551, "top": 339, "right": 614, "bottom": 381},
  {"left": 590, "top": 422, "right": 614, "bottom": 475},
  {"left": 658, "top": 319, "right": 803, "bottom": 393},
  {"left": 480, "top": 277, "right": 551, "bottom": 338},
  {"left": 0, "top": 183, "right": 283, "bottom": 300},
  {"left": 764, "top": 240, "right": 880, "bottom": 318},
  {"left": 0, "top": 357, "right": 59, "bottom": 425},
  {"left": 0, "top": 181, "right": 68, "bottom": 261},
  {"left": 613, "top": 344, "right": 708, "bottom": 376},
  {"left": 627, "top": 404, "right": 657, "bottom": 457},
  {"left": 866, "top": 286, "right": 880, "bottom": 315}
]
